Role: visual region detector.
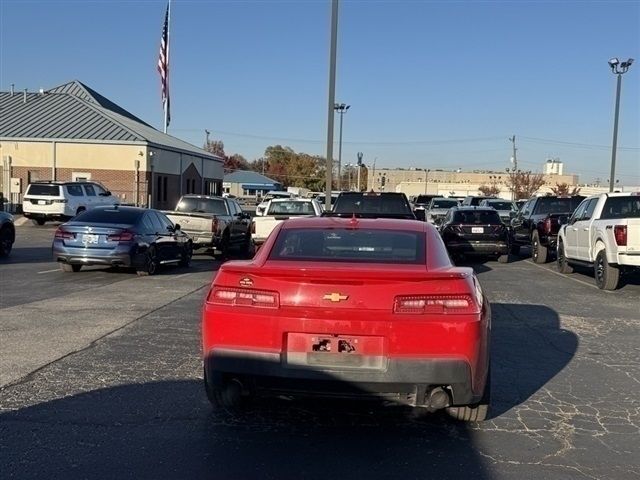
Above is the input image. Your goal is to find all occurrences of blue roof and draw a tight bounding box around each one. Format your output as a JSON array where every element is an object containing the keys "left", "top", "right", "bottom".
[{"left": 224, "top": 170, "right": 281, "bottom": 185}]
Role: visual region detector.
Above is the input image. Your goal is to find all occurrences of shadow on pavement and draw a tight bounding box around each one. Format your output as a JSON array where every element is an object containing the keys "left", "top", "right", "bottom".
[
  {"left": 0, "top": 303, "right": 576, "bottom": 479},
  {"left": 0, "top": 246, "right": 53, "bottom": 265}
]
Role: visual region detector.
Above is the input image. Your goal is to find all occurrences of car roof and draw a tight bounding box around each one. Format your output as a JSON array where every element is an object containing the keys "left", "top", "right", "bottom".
[
  {"left": 269, "top": 197, "right": 313, "bottom": 202},
  {"left": 180, "top": 195, "right": 224, "bottom": 200},
  {"left": 91, "top": 205, "right": 147, "bottom": 213},
  {"left": 30, "top": 181, "right": 97, "bottom": 185},
  {"left": 452, "top": 206, "right": 496, "bottom": 212},
  {"left": 280, "top": 216, "right": 429, "bottom": 232}
]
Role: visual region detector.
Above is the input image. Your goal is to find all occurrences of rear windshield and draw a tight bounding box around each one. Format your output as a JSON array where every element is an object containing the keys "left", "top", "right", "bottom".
[
  {"left": 175, "top": 197, "right": 228, "bottom": 215},
  {"left": 601, "top": 196, "right": 640, "bottom": 219},
  {"left": 430, "top": 199, "right": 458, "bottom": 209},
  {"left": 27, "top": 184, "right": 60, "bottom": 196},
  {"left": 453, "top": 210, "right": 502, "bottom": 224},
  {"left": 533, "top": 197, "right": 584, "bottom": 214},
  {"left": 415, "top": 195, "right": 434, "bottom": 204},
  {"left": 73, "top": 209, "right": 143, "bottom": 225},
  {"left": 487, "top": 201, "right": 514, "bottom": 210},
  {"left": 467, "top": 197, "right": 490, "bottom": 206},
  {"left": 267, "top": 201, "right": 316, "bottom": 215},
  {"left": 334, "top": 194, "right": 412, "bottom": 215},
  {"left": 270, "top": 228, "right": 425, "bottom": 264}
]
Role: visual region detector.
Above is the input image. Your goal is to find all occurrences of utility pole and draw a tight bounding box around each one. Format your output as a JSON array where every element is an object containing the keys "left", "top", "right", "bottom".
[
  {"left": 356, "top": 152, "right": 363, "bottom": 192},
  {"left": 324, "top": 0, "right": 339, "bottom": 210},
  {"left": 509, "top": 135, "right": 518, "bottom": 172},
  {"left": 608, "top": 58, "right": 634, "bottom": 192}
]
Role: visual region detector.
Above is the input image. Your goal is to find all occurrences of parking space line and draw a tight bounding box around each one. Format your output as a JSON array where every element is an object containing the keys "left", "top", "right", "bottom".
[
  {"left": 523, "top": 260, "right": 613, "bottom": 292},
  {"left": 37, "top": 269, "right": 59, "bottom": 274}
]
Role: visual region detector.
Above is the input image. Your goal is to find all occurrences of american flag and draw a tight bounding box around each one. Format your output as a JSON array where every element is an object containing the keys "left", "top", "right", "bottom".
[{"left": 157, "top": 3, "right": 170, "bottom": 126}]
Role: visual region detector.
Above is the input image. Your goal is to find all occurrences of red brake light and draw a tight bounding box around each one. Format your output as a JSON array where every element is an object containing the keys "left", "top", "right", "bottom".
[
  {"left": 207, "top": 287, "right": 279, "bottom": 309},
  {"left": 614, "top": 225, "right": 627, "bottom": 246},
  {"left": 212, "top": 216, "right": 219, "bottom": 233},
  {"left": 54, "top": 228, "right": 74, "bottom": 240},
  {"left": 107, "top": 230, "right": 134, "bottom": 242},
  {"left": 543, "top": 218, "right": 552, "bottom": 233},
  {"left": 394, "top": 294, "right": 479, "bottom": 315}
]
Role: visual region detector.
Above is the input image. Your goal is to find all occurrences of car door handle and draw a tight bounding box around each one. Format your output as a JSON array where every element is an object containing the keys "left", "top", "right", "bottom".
[
  {"left": 571, "top": 228, "right": 578, "bottom": 231},
  {"left": 582, "top": 227, "right": 589, "bottom": 231}
]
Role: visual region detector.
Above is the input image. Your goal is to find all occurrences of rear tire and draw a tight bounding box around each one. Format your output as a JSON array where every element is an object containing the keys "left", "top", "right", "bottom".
[
  {"left": 204, "top": 368, "right": 243, "bottom": 410},
  {"left": 594, "top": 249, "right": 620, "bottom": 290},
  {"left": 32, "top": 218, "right": 46, "bottom": 226},
  {"left": 0, "top": 226, "right": 13, "bottom": 257},
  {"left": 136, "top": 247, "right": 159, "bottom": 276},
  {"left": 60, "top": 263, "right": 81, "bottom": 273},
  {"left": 179, "top": 242, "right": 193, "bottom": 267},
  {"left": 531, "top": 231, "right": 548, "bottom": 264},
  {"left": 216, "top": 232, "right": 230, "bottom": 261},
  {"left": 557, "top": 241, "right": 574, "bottom": 274},
  {"left": 446, "top": 367, "right": 491, "bottom": 422},
  {"left": 75, "top": 207, "right": 86, "bottom": 216}
]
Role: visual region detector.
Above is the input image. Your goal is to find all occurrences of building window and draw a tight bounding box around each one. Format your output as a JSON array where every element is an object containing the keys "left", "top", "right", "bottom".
[
  {"left": 28, "top": 171, "right": 40, "bottom": 183},
  {"left": 157, "top": 175, "right": 162, "bottom": 201},
  {"left": 163, "top": 176, "right": 168, "bottom": 202}
]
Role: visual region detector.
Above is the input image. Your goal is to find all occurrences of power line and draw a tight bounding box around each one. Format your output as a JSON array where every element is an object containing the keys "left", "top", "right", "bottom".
[{"left": 520, "top": 136, "right": 639, "bottom": 151}]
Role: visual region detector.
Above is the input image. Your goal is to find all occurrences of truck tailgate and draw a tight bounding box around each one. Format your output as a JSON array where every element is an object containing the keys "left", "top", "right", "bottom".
[
  {"left": 625, "top": 219, "right": 640, "bottom": 252},
  {"left": 164, "top": 212, "right": 213, "bottom": 233},
  {"left": 253, "top": 216, "right": 287, "bottom": 242}
]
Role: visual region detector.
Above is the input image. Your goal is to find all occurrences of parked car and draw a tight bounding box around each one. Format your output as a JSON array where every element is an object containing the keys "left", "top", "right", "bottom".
[
  {"left": 510, "top": 195, "right": 585, "bottom": 263},
  {"left": 255, "top": 191, "right": 294, "bottom": 216},
  {"left": 52, "top": 206, "right": 192, "bottom": 275},
  {"left": 22, "top": 181, "right": 119, "bottom": 225},
  {"left": 252, "top": 198, "right": 322, "bottom": 246},
  {"left": 315, "top": 191, "right": 341, "bottom": 211},
  {"left": 0, "top": 212, "right": 15, "bottom": 257},
  {"left": 202, "top": 216, "right": 491, "bottom": 421},
  {"left": 163, "top": 195, "right": 252, "bottom": 258},
  {"left": 425, "top": 197, "right": 459, "bottom": 224},
  {"left": 329, "top": 192, "right": 416, "bottom": 219},
  {"left": 557, "top": 192, "right": 640, "bottom": 290},
  {"left": 411, "top": 194, "right": 440, "bottom": 221},
  {"left": 479, "top": 199, "right": 518, "bottom": 224},
  {"left": 439, "top": 206, "right": 512, "bottom": 263},
  {"left": 461, "top": 195, "right": 497, "bottom": 207}
]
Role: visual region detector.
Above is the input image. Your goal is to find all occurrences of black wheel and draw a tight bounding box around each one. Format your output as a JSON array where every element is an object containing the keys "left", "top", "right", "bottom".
[
  {"left": 136, "top": 247, "right": 159, "bottom": 276},
  {"left": 75, "top": 207, "right": 86, "bottom": 216},
  {"left": 594, "top": 249, "right": 620, "bottom": 290},
  {"left": 447, "top": 367, "right": 491, "bottom": 422},
  {"left": 239, "top": 233, "right": 254, "bottom": 259},
  {"left": 557, "top": 241, "right": 574, "bottom": 274},
  {"left": 216, "top": 232, "right": 230, "bottom": 261},
  {"left": 179, "top": 242, "right": 193, "bottom": 267},
  {"left": 60, "top": 263, "right": 81, "bottom": 273},
  {"left": 531, "top": 231, "right": 548, "bottom": 264},
  {"left": 32, "top": 218, "right": 46, "bottom": 226},
  {"left": 204, "top": 368, "right": 243, "bottom": 410},
  {"left": 510, "top": 244, "right": 521, "bottom": 256},
  {"left": 0, "top": 226, "right": 14, "bottom": 257}
]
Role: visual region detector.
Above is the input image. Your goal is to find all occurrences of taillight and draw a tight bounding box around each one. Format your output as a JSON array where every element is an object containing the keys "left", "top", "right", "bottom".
[
  {"left": 54, "top": 228, "right": 74, "bottom": 240},
  {"left": 53, "top": 199, "right": 68, "bottom": 203},
  {"left": 393, "top": 294, "right": 479, "bottom": 315},
  {"left": 212, "top": 216, "right": 219, "bottom": 233},
  {"left": 251, "top": 221, "right": 256, "bottom": 234},
  {"left": 107, "top": 230, "right": 134, "bottom": 242},
  {"left": 614, "top": 225, "right": 627, "bottom": 246},
  {"left": 206, "top": 287, "right": 279, "bottom": 309},
  {"left": 543, "top": 218, "right": 552, "bottom": 233}
]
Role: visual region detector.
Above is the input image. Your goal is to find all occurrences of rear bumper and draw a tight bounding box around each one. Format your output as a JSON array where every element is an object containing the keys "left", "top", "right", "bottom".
[
  {"left": 23, "top": 212, "right": 69, "bottom": 221},
  {"left": 183, "top": 232, "right": 218, "bottom": 248},
  {"left": 617, "top": 252, "right": 640, "bottom": 267},
  {"left": 446, "top": 241, "right": 509, "bottom": 255},
  {"left": 53, "top": 244, "right": 134, "bottom": 267},
  {"left": 205, "top": 349, "right": 479, "bottom": 406}
]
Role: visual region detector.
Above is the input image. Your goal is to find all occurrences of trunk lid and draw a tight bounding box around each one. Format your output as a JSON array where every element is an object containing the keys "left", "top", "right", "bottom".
[{"left": 56, "top": 223, "right": 134, "bottom": 249}]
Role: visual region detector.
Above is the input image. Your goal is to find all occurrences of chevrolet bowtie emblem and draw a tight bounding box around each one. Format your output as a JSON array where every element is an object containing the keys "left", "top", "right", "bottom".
[{"left": 323, "top": 293, "right": 349, "bottom": 302}]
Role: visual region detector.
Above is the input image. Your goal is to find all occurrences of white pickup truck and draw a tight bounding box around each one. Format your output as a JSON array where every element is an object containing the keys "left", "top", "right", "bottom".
[
  {"left": 252, "top": 198, "right": 322, "bottom": 245},
  {"left": 557, "top": 192, "right": 640, "bottom": 290}
]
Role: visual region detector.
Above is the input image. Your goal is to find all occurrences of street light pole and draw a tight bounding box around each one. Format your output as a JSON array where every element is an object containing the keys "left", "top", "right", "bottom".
[
  {"left": 324, "top": 0, "right": 339, "bottom": 210},
  {"left": 334, "top": 103, "right": 350, "bottom": 190},
  {"left": 607, "top": 57, "right": 634, "bottom": 192}
]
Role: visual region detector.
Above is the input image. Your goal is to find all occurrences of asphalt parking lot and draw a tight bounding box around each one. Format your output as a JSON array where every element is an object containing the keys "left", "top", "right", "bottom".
[{"left": 1, "top": 222, "right": 639, "bottom": 479}]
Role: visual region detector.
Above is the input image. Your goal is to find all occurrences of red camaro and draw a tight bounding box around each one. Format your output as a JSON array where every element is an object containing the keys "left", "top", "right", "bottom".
[{"left": 202, "top": 217, "right": 491, "bottom": 421}]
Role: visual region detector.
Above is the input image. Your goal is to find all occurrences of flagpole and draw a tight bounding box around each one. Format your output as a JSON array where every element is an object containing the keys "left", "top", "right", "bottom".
[{"left": 163, "top": 0, "right": 171, "bottom": 134}]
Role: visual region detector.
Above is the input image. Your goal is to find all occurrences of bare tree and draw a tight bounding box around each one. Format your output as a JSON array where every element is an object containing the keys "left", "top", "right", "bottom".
[
  {"left": 478, "top": 183, "right": 501, "bottom": 196},
  {"left": 506, "top": 170, "right": 546, "bottom": 200}
]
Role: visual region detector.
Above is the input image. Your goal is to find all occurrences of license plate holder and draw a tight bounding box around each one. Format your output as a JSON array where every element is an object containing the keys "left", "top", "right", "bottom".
[
  {"left": 472, "top": 227, "right": 484, "bottom": 234},
  {"left": 37, "top": 200, "right": 46, "bottom": 205},
  {"left": 82, "top": 234, "right": 99, "bottom": 244},
  {"left": 285, "top": 333, "right": 386, "bottom": 370}
]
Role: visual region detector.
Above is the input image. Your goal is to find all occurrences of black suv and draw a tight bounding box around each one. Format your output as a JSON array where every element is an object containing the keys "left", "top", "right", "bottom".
[
  {"left": 328, "top": 192, "right": 416, "bottom": 220},
  {"left": 439, "top": 206, "right": 511, "bottom": 263}
]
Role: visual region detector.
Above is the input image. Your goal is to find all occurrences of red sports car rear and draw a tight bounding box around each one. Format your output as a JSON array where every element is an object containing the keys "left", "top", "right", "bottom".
[{"left": 202, "top": 217, "right": 491, "bottom": 421}]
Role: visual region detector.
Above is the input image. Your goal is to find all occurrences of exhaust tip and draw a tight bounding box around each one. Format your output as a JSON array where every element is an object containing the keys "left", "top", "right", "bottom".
[{"left": 428, "top": 387, "right": 450, "bottom": 410}]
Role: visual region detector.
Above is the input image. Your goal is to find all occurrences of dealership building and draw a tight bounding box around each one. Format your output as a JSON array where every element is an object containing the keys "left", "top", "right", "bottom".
[{"left": 0, "top": 81, "right": 223, "bottom": 211}]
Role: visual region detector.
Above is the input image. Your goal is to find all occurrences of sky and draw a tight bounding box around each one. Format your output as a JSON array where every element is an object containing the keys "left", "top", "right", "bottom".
[{"left": 1, "top": 0, "right": 639, "bottom": 184}]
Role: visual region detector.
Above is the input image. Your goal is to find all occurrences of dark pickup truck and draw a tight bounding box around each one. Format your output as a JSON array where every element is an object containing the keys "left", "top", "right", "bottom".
[
  {"left": 510, "top": 195, "right": 584, "bottom": 263},
  {"left": 163, "top": 195, "right": 252, "bottom": 258},
  {"left": 327, "top": 192, "right": 416, "bottom": 220}
]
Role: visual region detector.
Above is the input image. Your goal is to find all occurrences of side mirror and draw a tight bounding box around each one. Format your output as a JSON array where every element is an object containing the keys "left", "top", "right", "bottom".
[{"left": 169, "top": 224, "right": 180, "bottom": 232}]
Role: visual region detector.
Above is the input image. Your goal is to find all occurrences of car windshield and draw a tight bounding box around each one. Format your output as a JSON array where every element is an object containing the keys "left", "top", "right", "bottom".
[
  {"left": 27, "top": 184, "right": 60, "bottom": 196},
  {"left": 334, "top": 194, "right": 411, "bottom": 215},
  {"left": 267, "top": 201, "right": 316, "bottom": 215},
  {"left": 533, "top": 197, "right": 584, "bottom": 214},
  {"left": 430, "top": 199, "right": 458, "bottom": 209},
  {"left": 72, "top": 208, "right": 143, "bottom": 225},
  {"left": 487, "top": 201, "right": 514, "bottom": 210},
  {"left": 175, "top": 197, "right": 228, "bottom": 214},
  {"left": 269, "top": 228, "right": 425, "bottom": 264},
  {"left": 414, "top": 195, "right": 433, "bottom": 204},
  {"left": 453, "top": 210, "right": 502, "bottom": 224},
  {"left": 601, "top": 196, "right": 640, "bottom": 219}
]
